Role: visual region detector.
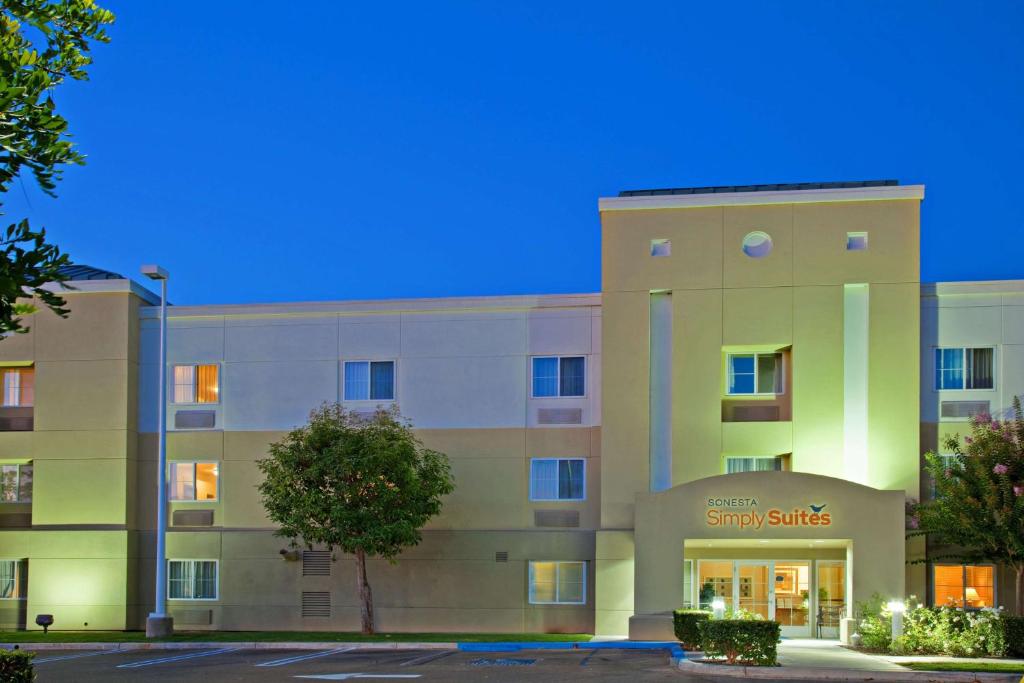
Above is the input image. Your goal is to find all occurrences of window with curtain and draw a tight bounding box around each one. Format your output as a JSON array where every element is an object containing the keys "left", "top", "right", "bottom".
[
  {"left": 932, "top": 564, "right": 994, "bottom": 609},
  {"left": 169, "top": 462, "right": 218, "bottom": 501},
  {"left": 725, "top": 457, "right": 784, "bottom": 474},
  {"left": 0, "top": 559, "right": 27, "bottom": 599},
  {"left": 343, "top": 361, "right": 395, "bottom": 401},
  {"left": 530, "top": 458, "right": 585, "bottom": 500},
  {"left": 935, "top": 348, "right": 994, "bottom": 390},
  {"left": 528, "top": 561, "right": 585, "bottom": 604},
  {"left": 172, "top": 364, "right": 219, "bottom": 403},
  {"left": 0, "top": 463, "right": 32, "bottom": 502},
  {"left": 727, "top": 353, "right": 782, "bottom": 395},
  {"left": 1, "top": 367, "right": 34, "bottom": 407},
  {"left": 532, "top": 357, "right": 585, "bottom": 397},
  {"left": 168, "top": 560, "right": 218, "bottom": 600}
]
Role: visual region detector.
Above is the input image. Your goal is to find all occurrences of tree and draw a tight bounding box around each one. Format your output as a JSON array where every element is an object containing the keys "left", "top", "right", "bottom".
[
  {"left": 257, "top": 404, "right": 455, "bottom": 634},
  {"left": 910, "top": 398, "right": 1024, "bottom": 614},
  {"left": 0, "top": 1, "right": 115, "bottom": 335}
]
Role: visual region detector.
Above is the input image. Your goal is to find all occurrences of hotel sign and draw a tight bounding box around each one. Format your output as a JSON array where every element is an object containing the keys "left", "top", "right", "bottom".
[{"left": 704, "top": 497, "right": 832, "bottom": 530}]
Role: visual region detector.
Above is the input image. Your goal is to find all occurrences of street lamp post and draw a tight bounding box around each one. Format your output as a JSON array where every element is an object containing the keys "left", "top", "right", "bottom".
[{"left": 142, "top": 265, "right": 173, "bottom": 638}]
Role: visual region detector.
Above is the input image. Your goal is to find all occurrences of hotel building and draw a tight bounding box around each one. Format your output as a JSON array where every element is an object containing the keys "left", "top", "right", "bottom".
[{"left": 0, "top": 181, "right": 1018, "bottom": 638}]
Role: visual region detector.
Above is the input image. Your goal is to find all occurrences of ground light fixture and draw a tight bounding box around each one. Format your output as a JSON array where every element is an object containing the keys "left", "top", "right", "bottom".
[
  {"left": 887, "top": 599, "right": 906, "bottom": 639},
  {"left": 141, "top": 264, "right": 173, "bottom": 638},
  {"left": 711, "top": 598, "right": 726, "bottom": 620}
]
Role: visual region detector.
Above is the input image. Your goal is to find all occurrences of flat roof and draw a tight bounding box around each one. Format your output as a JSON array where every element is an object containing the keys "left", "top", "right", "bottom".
[
  {"left": 600, "top": 182, "right": 924, "bottom": 211},
  {"left": 618, "top": 180, "right": 899, "bottom": 197}
]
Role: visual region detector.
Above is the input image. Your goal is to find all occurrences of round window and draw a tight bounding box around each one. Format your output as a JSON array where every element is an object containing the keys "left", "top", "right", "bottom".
[{"left": 742, "top": 231, "right": 773, "bottom": 258}]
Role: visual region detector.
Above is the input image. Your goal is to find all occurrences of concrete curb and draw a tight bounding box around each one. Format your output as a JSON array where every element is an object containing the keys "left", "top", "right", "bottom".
[
  {"left": 1, "top": 641, "right": 457, "bottom": 652},
  {"left": 677, "top": 658, "right": 1022, "bottom": 682}
]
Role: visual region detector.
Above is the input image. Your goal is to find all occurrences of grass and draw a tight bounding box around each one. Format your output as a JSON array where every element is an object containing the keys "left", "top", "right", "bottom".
[
  {"left": 0, "top": 630, "right": 592, "bottom": 644},
  {"left": 901, "top": 661, "right": 1024, "bottom": 674}
]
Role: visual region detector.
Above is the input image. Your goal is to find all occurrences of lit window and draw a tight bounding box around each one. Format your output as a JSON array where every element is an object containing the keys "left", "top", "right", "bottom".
[
  {"left": 1, "top": 367, "right": 34, "bottom": 407},
  {"left": 846, "top": 232, "right": 868, "bottom": 251},
  {"left": 727, "top": 353, "right": 782, "bottom": 395},
  {"left": 932, "top": 564, "right": 994, "bottom": 609},
  {"left": 0, "top": 464, "right": 32, "bottom": 503},
  {"left": 532, "top": 357, "right": 585, "bottom": 397},
  {"left": 168, "top": 560, "right": 218, "bottom": 600},
  {"left": 725, "top": 457, "right": 783, "bottom": 474},
  {"left": 650, "top": 239, "right": 671, "bottom": 257},
  {"left": 343, "top": 361, "right": 395, "bottom": 401},
  {"left": 169, "top": 462, "right": 218, "bottom": 501},
  {"left": 173, "top": 364, "right": 219, "bottom": 403},
  {"left": 530, "top": 459, "right": 585, "bottom": 501},
  {"left": 528, "top": 561, "right": 585, "bottom": 604},
  {"left": 0, "top": 559, "right": 28, "bottom": 599},
  {"left": 935, "top": 348, "right": 994, "bottom": 390}
]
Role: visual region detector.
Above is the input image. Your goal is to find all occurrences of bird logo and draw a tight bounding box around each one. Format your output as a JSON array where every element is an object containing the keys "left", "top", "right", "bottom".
[{"left": 808, "top": 503, "right": 827, "bottom": 513}]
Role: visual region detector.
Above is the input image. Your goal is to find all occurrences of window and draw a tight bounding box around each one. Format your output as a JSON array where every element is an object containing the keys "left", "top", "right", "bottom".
[
  {"left": 532, "top": 357, "right": 585, "bottom": 397},
  {"left": 1, "top": 367, "right": 34, "bottom": 407},
  {"left": 725, "top": 456, "right": 783, "bottom": 474},
  {"left": 168, "top": 560, "right": 218, "bottom": 600},
  {"left": 0, "top": 464, "right": 32, "bottom": 502},
  {"left": 741, "top": 231, "right": 773, "bottom": 258},
  {"left": 0, "top": 559, "right": 27, "bottom": 599},
  {"left": 932, "top": 564, "right": 994, "bottom": 609},
  {"left": 650, "top": 239, "right": 671, "bottom": 257},
  {"left": 169, "top": 462, "right": 218, "bottom": 501},
  {"left": 530, "top": 458, "right": 585, "bottom": 501},
  {"left": 528, "top": 561, "right": 585, "bottom": 604},
  {"left": 343, "top": 361, "right": 395, "bottom": 401},
  {"left": 935, "top": 348, "right": 994, "bottom": 390},
  {"left": 173, "top": 364, "right": 219, "bottom": 403},
  {"left": 846, "top": 232, "right": 868, "bottom": 251},
  {"left": 727, "top": 353, "right": 782, "bottom": 395}
]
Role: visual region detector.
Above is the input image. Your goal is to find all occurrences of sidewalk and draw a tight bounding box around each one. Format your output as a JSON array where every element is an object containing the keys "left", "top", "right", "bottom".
[{"left": 677, "top": 639, "right": 1024, "bottom": 682}]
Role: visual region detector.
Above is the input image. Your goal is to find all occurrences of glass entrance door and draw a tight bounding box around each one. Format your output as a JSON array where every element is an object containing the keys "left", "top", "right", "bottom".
[
  {"left": 774, "top": 562, "right": 811, "bottom": 638},
  {"left": 736, "top": 562, "right": 772, "bottom": 620}
]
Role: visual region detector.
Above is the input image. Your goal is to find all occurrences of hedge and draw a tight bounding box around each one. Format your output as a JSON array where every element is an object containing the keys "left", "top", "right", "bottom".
[
  {"left": 697, "top": 619, "right": 781, "bottom": 666},
  {"left": 0, "top": 650, "right": 35, "bottom": 683},
  {"left": 673, "top": 609, "right": 711, "bottom": 649},
  {"left": 1004, "top": 615, "right": 1024, "bottom": 658}
]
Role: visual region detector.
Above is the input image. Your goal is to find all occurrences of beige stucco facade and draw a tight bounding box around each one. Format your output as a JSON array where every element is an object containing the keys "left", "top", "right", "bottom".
[{"left": 0, "top": 181, "right": 1019, "bottom": 636}]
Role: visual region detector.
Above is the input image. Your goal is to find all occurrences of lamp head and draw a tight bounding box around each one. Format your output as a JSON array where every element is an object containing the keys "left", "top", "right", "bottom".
[
  {"left": 711, "top": 598, "right": 726, "bottom": 611},
  {"left": 141, "top": 264, "right": 169, "bottom": 281},
  {"left": 887, "top": 600, "right": 906, "bottom": 614}
]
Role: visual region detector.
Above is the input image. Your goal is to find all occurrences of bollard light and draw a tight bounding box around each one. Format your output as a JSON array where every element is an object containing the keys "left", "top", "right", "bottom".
[
  {"left": 887, "top": 600, "right": 906, "bottom": 639},
  {"left": 711, "top": 598, "right": 726, "bottom": 620}
]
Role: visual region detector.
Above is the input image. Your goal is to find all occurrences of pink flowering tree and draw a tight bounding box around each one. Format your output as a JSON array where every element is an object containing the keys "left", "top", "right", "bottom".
[{"left": 910, "top": 397, "right": 1024, "bottom": 614}]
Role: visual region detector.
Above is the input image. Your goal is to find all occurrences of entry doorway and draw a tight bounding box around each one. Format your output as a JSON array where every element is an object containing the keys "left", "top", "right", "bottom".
[{"left": 691, "top": 559, "right": 845, "bottom": 638}]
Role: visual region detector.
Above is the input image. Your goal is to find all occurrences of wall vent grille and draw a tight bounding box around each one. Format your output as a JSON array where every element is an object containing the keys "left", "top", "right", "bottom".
[
  {"left": 495, "top": 551, "right": 509, "bottom": 563},
  {"left": 731, "top": 405, "right": 780, "bottom": 422},
  {"left": 174, "top": 410, "right": 216, "bottom": 429},
  {"left": 537, "top": 408, "right": 583, "bottom": 425},
  {"left": 172, "top": 509, "right": 214, "bottom": 526},
  {"left": 941, "top": 401, "right": 990, "bottom": 419},
  {"left": 534, "top": 510, "right": 580, "bottom": 528},
  {"left": 301, "top": 591, "right": 331, "bottom": 617},
  {"left": 302, "top": 551, "right": 332, "bottom": 576}
]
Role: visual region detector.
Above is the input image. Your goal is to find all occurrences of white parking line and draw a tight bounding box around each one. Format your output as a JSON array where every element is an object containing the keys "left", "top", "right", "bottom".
[
  {"left": 295, "top": 676, "right": 421, "bottom": 681},
  {"left": 399, "top": 650, "right": 454, "bottom": 667},
  {"left": 34, "top": 650, "right": 114, "bottom": 664},
  {"left": 256, "top": 647, "right": 355, "bottom": 667},
  {"left": 116, "top": 647, "right": 239, "bottom": 669}
]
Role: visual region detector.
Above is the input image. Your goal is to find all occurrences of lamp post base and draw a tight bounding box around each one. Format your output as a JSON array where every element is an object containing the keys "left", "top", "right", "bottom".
[{"left": 146, "top": 615, "right": 174, "bottom": 638}]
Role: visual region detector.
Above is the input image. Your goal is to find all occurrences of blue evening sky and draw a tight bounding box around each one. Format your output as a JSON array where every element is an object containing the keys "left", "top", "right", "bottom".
[{"left": 7, "top": 1, "right": 1023, "bottom": 304}]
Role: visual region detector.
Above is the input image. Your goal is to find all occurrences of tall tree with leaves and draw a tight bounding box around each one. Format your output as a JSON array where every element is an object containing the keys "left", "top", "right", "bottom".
[
  {"left": 258, "top": 404, "right": 455, "bottom": 634},
  {"left": 910, "top": 398, "right": 1024, "bottom": 613},
  {"left": 1, "top": 0, "right": 114, "bottom": 335}
]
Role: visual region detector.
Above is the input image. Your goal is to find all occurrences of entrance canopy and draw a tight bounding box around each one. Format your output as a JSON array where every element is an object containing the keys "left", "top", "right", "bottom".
[{"left": 632, "top": 471, "right": 906, "bottom": 617}]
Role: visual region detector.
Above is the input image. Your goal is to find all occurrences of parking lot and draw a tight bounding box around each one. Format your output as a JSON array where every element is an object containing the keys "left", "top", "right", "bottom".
[{"left": 28, "top": 645, "right": 702, "bottom": 682}]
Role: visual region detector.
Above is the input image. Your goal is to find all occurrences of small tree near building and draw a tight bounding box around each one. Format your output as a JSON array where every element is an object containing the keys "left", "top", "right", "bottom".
[
  {"left": 911, "top": 398, "right": 1024, "bottom": 614},
  {"left": 257, "top": 404, "right": 454, "bottom": 634}
]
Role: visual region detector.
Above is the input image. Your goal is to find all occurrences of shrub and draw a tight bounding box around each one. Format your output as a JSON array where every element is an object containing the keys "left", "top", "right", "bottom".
[
  {"left": 673, "top": 609, "right": 711, "bottom": 649},
  {"left": 697, "top": 619, "right": 780, "bottom": 666},
  {"left": 0, "top": 650, "right": 35, "bottom": 683},
  {"left": 1003, "top": 615, "right": 1024, "bottom": 658}
]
